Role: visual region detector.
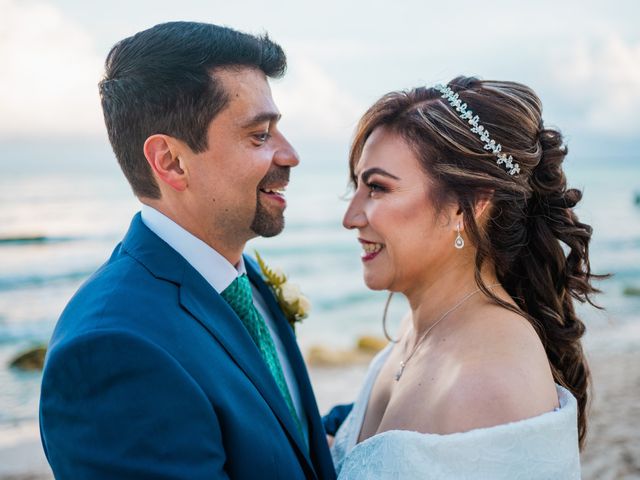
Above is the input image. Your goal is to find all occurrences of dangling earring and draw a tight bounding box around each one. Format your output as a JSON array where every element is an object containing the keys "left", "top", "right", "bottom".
[
  {"left": 382, "top": 292, "right": 399, "bottom": 343},
  {"left": 454, "top": 223, "right": 465, "bottom": 249}
]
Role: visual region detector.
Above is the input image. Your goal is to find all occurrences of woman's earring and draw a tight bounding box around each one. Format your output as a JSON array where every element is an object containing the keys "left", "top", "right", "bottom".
[
  {"left": 382, "top": 292, "right": 399, "bottom": 343},
  {"left": 454, "top": 223, "right": 465, "bottom": 249}
]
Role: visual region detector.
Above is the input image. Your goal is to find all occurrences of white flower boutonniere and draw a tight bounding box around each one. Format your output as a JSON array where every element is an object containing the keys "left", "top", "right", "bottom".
[{"left": 255, "top": 251, "right": 310, "bottom": 331}]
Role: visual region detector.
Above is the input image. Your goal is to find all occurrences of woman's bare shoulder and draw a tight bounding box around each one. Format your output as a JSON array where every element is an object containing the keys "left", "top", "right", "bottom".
[
  {"left": 378, "top": 306, "right": 559, "bottom": 436},
  {"left": 425, "top": 306, "right": 559, "bottom": 434}
]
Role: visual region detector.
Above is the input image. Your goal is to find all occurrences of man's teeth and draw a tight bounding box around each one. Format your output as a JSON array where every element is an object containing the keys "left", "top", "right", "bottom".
[
  {"left": 362, "top": 243, "right": 383, "bottom": 254},
  {"left": 262, "top": 188, "right": 285, "bottom": 194}
]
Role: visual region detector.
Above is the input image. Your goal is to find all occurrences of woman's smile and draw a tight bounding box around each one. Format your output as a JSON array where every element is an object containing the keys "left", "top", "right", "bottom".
[{"left": 359, "top": 238, "right": 385, "bottom": 261}]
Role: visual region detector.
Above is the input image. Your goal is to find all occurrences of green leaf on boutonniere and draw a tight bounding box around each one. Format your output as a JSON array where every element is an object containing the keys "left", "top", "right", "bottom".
[{"left": 255, "top": 250, "right": 311, "bottom": 332}]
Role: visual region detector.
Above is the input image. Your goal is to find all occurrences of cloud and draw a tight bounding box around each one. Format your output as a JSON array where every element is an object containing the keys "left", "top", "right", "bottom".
[
  {"left": 2, "top": 0, "right": 637, "bottom": 146},
  {"left": 552, "top": 34, "right": 640, "bottom": 137},
  {"left": 271, "top": 57, "right": 365, "bottom": 143},
  {"left": 0, "top": 0, "right": 105, "bottom": 138},
  {"left": 0, "top": 2, "right": 365, "bottom": 143}
]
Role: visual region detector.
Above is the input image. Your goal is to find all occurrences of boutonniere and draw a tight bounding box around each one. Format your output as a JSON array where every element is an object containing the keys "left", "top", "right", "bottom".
[{"left": 255, "top": 251, "right": 311, "bottom": 331}]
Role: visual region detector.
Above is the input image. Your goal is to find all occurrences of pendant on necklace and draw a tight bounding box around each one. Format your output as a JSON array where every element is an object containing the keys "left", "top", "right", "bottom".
[{"left": 395, "top": 361, "right": 406, "bottom": 381}]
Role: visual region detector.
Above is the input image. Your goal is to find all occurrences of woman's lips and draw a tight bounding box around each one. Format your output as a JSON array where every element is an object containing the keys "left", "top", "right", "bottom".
[
  {"left": 359, "top": 239, "right": 384, "bottom": 262},
  {"left": 362, "top": 249, "right": 382, "bottom": 262}
]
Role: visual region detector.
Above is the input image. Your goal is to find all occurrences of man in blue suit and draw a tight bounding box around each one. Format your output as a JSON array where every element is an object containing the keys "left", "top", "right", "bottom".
[{"left": 39, "top": 21, "right": 336, "bottom": 479}]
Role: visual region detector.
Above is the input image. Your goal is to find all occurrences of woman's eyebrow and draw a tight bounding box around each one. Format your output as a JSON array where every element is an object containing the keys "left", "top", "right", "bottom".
[{"left": 361, "top": 167, "right": 400, "bottom": 183}]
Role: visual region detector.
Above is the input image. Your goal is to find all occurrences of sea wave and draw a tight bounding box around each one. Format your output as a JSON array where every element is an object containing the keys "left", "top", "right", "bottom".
[
  {"left": 0, "top": 270, "right": 94, "bottom": 291},
  {"left": 0, "top": 235, "right": 77, "bottom": 246}
]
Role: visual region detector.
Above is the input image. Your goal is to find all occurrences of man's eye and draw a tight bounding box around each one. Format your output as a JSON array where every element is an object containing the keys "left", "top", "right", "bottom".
[{"left": 253, "top": 132, "right": 271, "bottom": 144}]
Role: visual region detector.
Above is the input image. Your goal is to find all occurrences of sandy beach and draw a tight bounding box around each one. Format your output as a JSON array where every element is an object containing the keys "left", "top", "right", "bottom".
[
  {"left": 1, "top": 322, "right": 639, "bottom": 480},
  {"left": 578, "top": 322, "right": 640, "bottom": 479}
]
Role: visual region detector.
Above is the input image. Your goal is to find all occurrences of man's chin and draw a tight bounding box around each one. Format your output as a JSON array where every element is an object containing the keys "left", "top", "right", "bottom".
[{"left": 250, "top": 215, "right": 285, "bottom": 238}]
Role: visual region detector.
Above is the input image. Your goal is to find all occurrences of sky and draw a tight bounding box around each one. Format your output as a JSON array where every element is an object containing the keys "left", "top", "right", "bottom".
[{"left": 1, "top": 0, "right": 639, "bottom": 161}]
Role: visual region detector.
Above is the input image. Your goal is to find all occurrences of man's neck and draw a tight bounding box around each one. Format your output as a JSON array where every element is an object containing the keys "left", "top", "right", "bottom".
[{"left": 140, "top": 199, "right": 246, "bottom": 266}]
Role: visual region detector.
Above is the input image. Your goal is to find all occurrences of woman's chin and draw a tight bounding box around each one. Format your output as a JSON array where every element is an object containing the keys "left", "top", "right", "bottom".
[{"left": 363, "top": 274, "right": 388, "bottom": 291}]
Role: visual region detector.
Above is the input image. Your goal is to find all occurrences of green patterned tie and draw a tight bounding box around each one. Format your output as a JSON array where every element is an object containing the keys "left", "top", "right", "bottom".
[{"left": 221, "top": 274, "right": 304, "bottom": 440}]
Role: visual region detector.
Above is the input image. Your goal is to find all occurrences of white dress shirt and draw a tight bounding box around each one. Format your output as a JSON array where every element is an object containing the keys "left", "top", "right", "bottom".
[{"left": 140, "top": 205, "right": 307, "bottom": 441}]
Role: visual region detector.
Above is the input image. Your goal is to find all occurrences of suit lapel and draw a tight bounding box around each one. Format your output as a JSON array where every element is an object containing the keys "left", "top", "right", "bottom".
[
  {"left": 245, "top": 257, "right": 332, "bottom": 474},
  {"left": 123, "top": 215, "right": 321, "bottom": 478}
]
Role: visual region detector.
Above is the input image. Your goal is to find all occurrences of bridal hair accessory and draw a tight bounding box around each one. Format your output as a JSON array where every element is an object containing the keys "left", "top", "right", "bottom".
[
  {"left": 434, "top": 84, "right": 521, "bottom": 177},
  {"left": 394, "top": 283, "right": 500, "bottom": 381},
  {"left": 454, "top": 224, "right": 464, "bottom": 249}
]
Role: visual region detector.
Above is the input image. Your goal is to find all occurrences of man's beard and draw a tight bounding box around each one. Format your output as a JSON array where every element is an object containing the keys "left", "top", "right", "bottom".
[{"left": 250, "top": 166, "right": 290, "bottom": 238}]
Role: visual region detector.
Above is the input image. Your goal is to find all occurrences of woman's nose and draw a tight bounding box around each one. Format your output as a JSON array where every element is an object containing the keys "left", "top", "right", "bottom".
[{"left": 343, "top": 196, "right": 366, "bottom": 230}]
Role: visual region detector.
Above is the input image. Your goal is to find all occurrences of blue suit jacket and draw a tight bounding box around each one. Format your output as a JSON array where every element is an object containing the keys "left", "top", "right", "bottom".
[{"left": 39, "top": 214, "right": 336, "bottom": 480}]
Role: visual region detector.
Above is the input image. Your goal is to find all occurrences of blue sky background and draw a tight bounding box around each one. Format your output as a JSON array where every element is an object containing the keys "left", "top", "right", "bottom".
[{"left": 1, "top": 0, "right": 639, "bottom": 162}]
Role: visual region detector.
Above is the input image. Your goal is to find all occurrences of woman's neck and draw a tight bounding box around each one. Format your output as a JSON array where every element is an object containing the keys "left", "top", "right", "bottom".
[{"left": 404, "top": 261, "right": 499, "bottom": 336}]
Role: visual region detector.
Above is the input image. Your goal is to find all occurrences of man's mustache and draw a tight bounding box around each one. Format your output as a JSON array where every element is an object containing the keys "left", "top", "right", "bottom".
[{"left": 258, "top": 166, "right": 290, "bottom": 189}]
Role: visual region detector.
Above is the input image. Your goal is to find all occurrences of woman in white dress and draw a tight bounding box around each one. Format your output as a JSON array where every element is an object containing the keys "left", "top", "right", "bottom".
[{"left": 332, "top": 77, "right": 602, "bottom": 479}]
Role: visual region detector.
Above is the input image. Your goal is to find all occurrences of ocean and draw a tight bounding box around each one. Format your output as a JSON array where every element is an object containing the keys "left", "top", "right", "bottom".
[{"left": 1, "top": 138, "right": 639, "bottom": 427}]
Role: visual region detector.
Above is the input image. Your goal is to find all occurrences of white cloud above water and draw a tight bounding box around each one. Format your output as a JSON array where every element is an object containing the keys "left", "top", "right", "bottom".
[
  {"left": 551, "top": 34, "right": 640, "bottom": 137},
  {"left": 0, "top": 0, "right": 364, "bottom": 142},
  {"left": 0, "top": 0, "right": 105, "bottom": 137},
  {"left": 272, "top": 57, "right": 365, "bottom": 143},
  {"left": 0, "top": 0, "right": 638, "bottom": 150}
]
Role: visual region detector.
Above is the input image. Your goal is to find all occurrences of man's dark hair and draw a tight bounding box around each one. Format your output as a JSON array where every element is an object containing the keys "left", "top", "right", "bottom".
[{"left": 98, "top": 21, "right": 287, "bottom": 198}]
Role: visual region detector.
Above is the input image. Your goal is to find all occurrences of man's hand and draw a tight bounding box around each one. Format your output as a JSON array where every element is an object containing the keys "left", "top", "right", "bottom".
[{"left": 322, "top": 403, "right": 354, "bottom": 436}]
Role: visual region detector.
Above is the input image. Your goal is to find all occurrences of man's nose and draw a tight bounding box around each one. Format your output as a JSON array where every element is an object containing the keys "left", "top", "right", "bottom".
[{"left": 273, "top": 132, "right": 300, "bottom": 167}]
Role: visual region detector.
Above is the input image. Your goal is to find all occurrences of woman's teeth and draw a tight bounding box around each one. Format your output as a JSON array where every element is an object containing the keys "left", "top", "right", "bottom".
[{"left": 362, "top": 243, "right": 383, "bottom": 254}]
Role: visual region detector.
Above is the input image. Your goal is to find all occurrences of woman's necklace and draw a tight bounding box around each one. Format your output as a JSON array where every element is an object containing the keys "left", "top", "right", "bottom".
[{"left": 394, "top": 284, "right": 500, "bottom": 381}]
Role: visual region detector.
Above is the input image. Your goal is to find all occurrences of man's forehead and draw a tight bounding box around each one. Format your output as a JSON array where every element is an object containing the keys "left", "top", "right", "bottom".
[
  {"left": 213, "top": 66, "right": 268, "bottom": 96},
  {"left": 212, "top": 66, "right": 279, "bottom": 125}
]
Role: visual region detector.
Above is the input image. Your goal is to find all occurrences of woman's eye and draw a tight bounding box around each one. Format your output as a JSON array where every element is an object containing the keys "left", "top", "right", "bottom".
[{"left": 366, "top": 182, "right": 386, "bottom": 196}]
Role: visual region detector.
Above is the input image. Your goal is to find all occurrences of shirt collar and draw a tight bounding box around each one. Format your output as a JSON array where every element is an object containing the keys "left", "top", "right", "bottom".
[{"left": 140, "top": 204, "right": 245, "bottom": 293}]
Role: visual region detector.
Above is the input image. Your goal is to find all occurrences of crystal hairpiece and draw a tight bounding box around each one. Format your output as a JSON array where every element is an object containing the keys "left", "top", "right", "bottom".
[{"left": 434, "top": 84, "right": 520, "bottom": 176}]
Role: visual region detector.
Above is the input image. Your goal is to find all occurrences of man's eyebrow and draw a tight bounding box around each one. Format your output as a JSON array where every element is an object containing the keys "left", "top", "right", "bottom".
[
  {"left": 240, "top": 112, "right": 281, "bottom": 129},
  {"left": 361, "top": 167, "right": 400, "bottom": 183}
]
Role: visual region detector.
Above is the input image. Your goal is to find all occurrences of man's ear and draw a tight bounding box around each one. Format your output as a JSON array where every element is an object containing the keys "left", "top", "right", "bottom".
[{"left": 143, "top": 134, "right": 188, "bottom": 192}]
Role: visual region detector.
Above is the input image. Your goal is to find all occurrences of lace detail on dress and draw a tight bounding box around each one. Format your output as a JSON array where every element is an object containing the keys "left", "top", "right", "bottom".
[{"left": 331, "top": 345, "right": 392, "bottom": 474}]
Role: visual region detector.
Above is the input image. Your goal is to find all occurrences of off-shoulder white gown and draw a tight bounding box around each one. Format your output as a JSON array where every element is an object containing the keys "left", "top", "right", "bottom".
[{"left": 331, "top": 346, "right": 581, "bottom": 479}]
